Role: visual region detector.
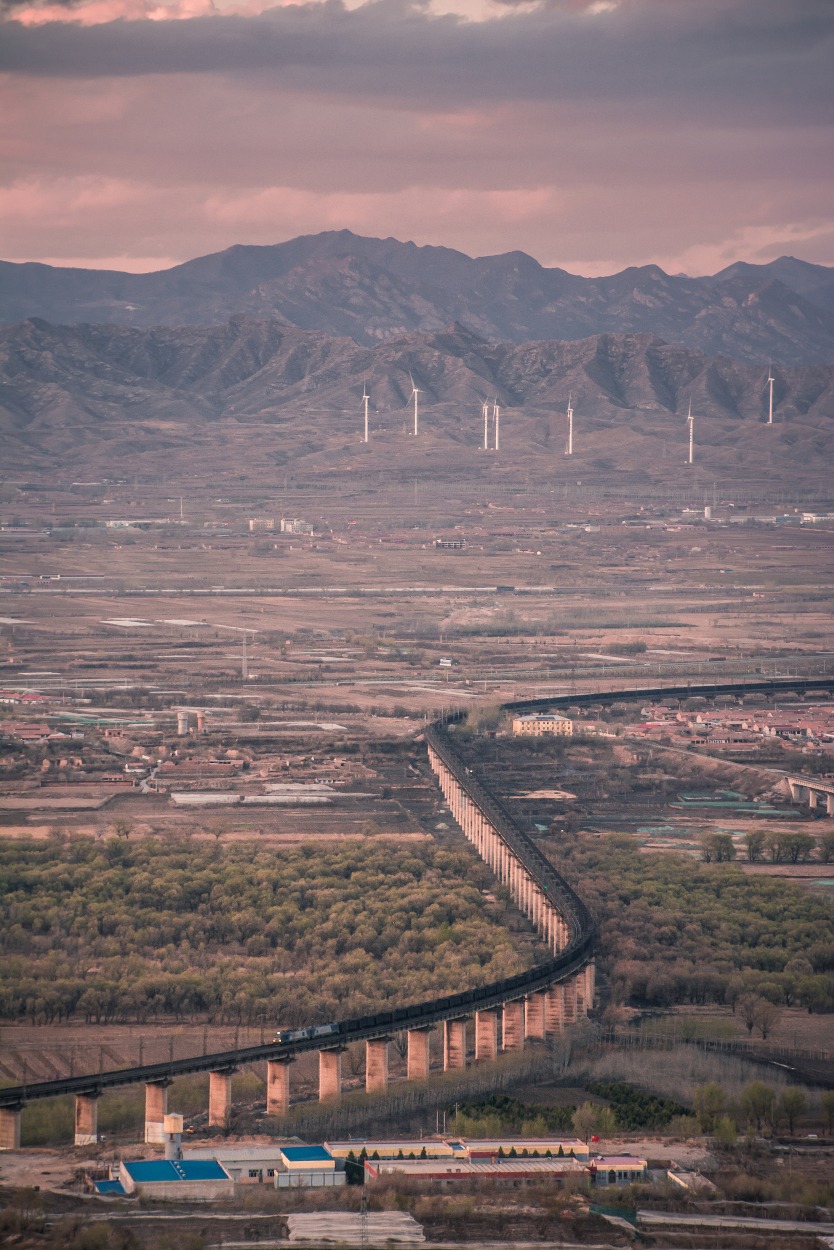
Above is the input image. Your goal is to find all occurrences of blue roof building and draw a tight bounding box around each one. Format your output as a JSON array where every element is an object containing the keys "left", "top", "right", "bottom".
[
  {"left": 93, "top": 1179, "right": 126, "bottom": 1196},
  {"left": 119, "top": 1157, "right": 233, "bottom": 1200},
  {"left": 281, "top": 1145, "right": 333, "bottom": 1166}
]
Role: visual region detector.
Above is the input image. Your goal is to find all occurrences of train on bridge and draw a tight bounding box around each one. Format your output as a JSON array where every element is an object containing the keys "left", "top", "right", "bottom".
[{"left": 1, "top": 676, "right": 831, "bottom": 1151}]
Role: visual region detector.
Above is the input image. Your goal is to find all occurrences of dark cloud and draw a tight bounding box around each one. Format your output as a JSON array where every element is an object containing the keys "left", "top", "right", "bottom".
[
  {"left": 1, "top": 0, "right": 831, "bottom": 272},
  {"left": 1, "top": 0, "right": 832, "bottom": 128}
]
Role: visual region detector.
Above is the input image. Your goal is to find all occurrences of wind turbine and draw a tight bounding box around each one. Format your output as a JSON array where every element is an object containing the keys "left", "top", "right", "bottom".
[
  {"left": 566, "top": 392, "right": 574, "bottom": 456},
  {"left": 765, "top": 363, "right": 775, "bottom": 426},
  {"left": 483, "top": 400, "right": 490, "bottom": 450},
  {"left": 362, "top": 381, "right": 370, "bottom": 444},
  {"left": 409, "top": 374, "right": 420, "bottom": 436},
  {"left": 493, "top": 401, "right": 500, "bottom": 452},
  {"left": 687, "top": 399, "right": 694, "bottom": 465}
]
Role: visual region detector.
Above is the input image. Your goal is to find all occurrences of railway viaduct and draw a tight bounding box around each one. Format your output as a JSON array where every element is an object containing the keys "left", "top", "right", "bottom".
[
  {"left": 786, "top": 776, "right": 834, "bottom": 816},
  {"left": 1, "top": 676, "right": 831, "bottom": 1151}
]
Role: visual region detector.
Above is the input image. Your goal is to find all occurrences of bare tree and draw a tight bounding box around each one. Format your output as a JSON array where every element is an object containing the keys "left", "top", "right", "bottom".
[{"left": 754, "top": 998, "right": 782, "bottom": 1041}]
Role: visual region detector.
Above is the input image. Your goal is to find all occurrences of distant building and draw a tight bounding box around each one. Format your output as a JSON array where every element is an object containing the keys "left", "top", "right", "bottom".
[
  {"left": 327, "top": 1136, "right": 588, "bottom": 1162},
  {"left": 365, "top": 1156, "right": 587, "bottom": 1185},
  {"left": 364, "top": 1149, "right": 645, "bottom": 1188},
  {"left": 280, "top": 517, "right": 313, "bottom": 535},
  {"left": 327, "top": 1138, "right": 464, "bottom": 1162},
  {"left": 512, "top": 714, "right": 573, "bottom": 738},
  {"left": 185, "top": 1144, "right": 343, "bottom": 1189},
  {"left": 588, "top": 1156, "right": 648, "bottom": 1187},
  {"left": 0, "top": 721, "right": 53, "bottom": 742},
  {"left": 464, "top": 1137, "right": 587, "bottom": 1159},
  {"left": 275, "top": 1145, "right": 343, "bottom": 1188},
  {"left": 248, "top": 518, "right": 275, "bottom": 531},
  {"left": 117, "top": 1158, "right": 233, "bottom": 1201},
  {"left": 435, "top": 537, "right": 464, "bottom": 549}
]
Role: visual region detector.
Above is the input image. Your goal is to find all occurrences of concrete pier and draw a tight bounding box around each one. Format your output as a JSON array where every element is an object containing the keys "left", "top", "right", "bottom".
[
  {"left": 545, "top": 984, "right": 564, "bottom": 1034},
  {"left": 208, "top": 1070, "right": 233, "bottom": 1129},
  {"left": 74, "top": 1093, "right": 99, "bottom": 1147},
  {"left": 562, "top": 979, "right": 577, "bottom": 1025},
  {"left": 443, "top": 1019, "right": 467, "bottom": 1070},
  {"left": 0, "top": 1107, "right": 21, "bottom": 1151},
  {"left": 502, "top": 1000, "right": 524, "bottom": 1051},
  {"left": 583, "top": 962, "right": 595, "bottom": 1014},
  {"left": 524, "top": 992, "right": 546, "bottom": 1040},
  {"left": 575, "top": 970, "right": 586, "bottom": 1016},
  {"left": 144, "top": 1081, "right": 169, "bottom": 1144},
  {"left": 318, "top": 1050, "right": 342, "bottom": 1102},
  {"left": 365, "top": 1039, "right": 389, "bottom": 1093},
  {"left": 266, "top": 1059, "right": 292, "bottom": 1115},
  {"left": 407, "top": 1029, "right": 431, "bottom": 1080},
  {"left": 474, "top": 1010, "right": 498, "bottom": 1061}
]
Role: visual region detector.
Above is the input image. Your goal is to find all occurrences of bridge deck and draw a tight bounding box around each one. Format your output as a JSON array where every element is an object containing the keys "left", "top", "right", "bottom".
[{"left": 2, "top": 676, "right": 830, "bottom": 1111}]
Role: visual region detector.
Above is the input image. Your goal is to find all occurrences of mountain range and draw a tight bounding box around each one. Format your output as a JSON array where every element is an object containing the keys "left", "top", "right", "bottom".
[
  {"left": 2, "top": 317, "right": 831, "bottom": 479},
  {"left": 3, "top": 231, "right": 834, "bottom": 366}
]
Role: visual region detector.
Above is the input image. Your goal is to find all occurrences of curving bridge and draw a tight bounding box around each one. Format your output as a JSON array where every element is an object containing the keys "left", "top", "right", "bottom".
[{"left": 1, "top": 677, "right": 831, "bottom": 1150}]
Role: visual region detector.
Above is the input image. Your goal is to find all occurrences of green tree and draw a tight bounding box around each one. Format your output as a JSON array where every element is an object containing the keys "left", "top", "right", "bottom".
[
  {"left": 818, "top": 831, "right": 834, "bottom": 863},
  {"left": 571, "top": 1103, "right": 598, "bottom": 1142},
  {"left": 765, "top": 833, "right": 785, "bottom": 863},
  {"left": 713, "top": 1115, "right": 737, "bottom": 1149},
  {"left": 744, "top": 831, "right": 766, "bottom": 862},
  {"left": 740, "top": 1081, "right": 776, "bottom": 1132},
  {"left": 693, "top": 1083, "right": 726, "bottom": 1133},
  {"left": 593, "top": 1106, "right": 618, "bottom": 1141},
  {"left": 777, "top": 1087, "right": 807, "bottom": 1135},
  {"left": 700, "top": 833, "right": 735, "bottom": 863},
  {"left": 782, "top": 832, "right": 816, "bottom": 864}
]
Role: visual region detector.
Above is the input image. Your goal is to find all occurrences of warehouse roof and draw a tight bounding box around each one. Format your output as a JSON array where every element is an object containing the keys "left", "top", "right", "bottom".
[
  {"left": 282, "top": 1146, "right": 332, "bottom": 1163},
  {"left": 124, "top": 1159, "right": 228, "bottom": 1183}
]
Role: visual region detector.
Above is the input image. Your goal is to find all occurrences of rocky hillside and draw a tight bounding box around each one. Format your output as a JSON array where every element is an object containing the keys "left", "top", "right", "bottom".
[
  {"left": 2, "top": 317, "right": 831, "bottom": 477},
  {"left": 2, "top": 232, "right": 833, "bottom": 366}
]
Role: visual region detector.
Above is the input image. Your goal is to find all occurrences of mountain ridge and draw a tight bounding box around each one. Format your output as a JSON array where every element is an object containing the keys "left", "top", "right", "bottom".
[
  {"left": 2, "top": 316, "right": 831, "bottom": 479},
  {"left": 2, "top": 232, "right": 833, "bottom": 366}
]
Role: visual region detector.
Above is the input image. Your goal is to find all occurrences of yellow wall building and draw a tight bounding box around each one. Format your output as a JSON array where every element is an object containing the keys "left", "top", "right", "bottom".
[{"left": 512, "top": 714, "right": 573, "bottom": 737}]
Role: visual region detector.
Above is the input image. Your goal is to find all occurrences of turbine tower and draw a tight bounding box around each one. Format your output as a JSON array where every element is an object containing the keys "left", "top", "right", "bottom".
[
  {"left": 409, "top": 374, "right": 420, "bottom": 437},
  {"left": 766, "top": 364, "right": 775, "bottom": 426},
  {"left": 687, "top": 399, "right": 694, "bottom": 465},
  {"left": 493, "top": 401, "right": 500, "bottom": 452},
  {"left": 566, "top": 392, "right": 574, "bottom": 456},
  {"left": 362, "top": 383, "right": 370, "bottom": 444},
  {"left": 483, "top": 400, "right": 490, "bottom": 450}
]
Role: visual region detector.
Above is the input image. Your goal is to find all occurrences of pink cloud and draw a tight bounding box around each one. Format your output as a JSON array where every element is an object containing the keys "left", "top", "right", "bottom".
[
  {"left": 1, "top": 1, "right": 832, "bottom": 275},
  {"left": 8, "top": 0, "right": 283, "bottom": 25}
]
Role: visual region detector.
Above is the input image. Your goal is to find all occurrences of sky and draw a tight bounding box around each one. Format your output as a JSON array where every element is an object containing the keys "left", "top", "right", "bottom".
[{"left": 1, "top": 0, "right": 832, "bottom": 276}]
